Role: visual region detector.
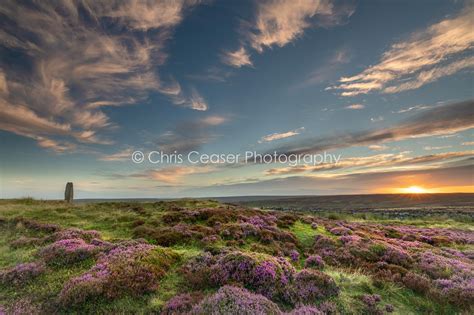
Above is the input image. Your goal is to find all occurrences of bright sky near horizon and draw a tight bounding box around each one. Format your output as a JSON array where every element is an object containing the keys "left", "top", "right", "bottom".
[{"left": 0, "top": 0, "right": 473, "bottom": 199}]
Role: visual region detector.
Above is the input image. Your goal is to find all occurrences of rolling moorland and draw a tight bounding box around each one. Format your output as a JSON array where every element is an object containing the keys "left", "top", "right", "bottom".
[{"left": 0, "top": 197, "right": 472, "bottom": 314}]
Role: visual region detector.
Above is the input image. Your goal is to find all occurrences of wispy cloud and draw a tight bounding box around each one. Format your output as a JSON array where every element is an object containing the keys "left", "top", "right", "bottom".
[
  {"left": 201, "top": 115, "right": 228, "bottom": 126},
  {"left": 187, "top": 67, "right": 234, "bottom": 83},
  {"left": 423, "top": 145, "right": 452, "bottom": 151},
  {"left": 189, "top": 89, "right": 209, "bottom": 111},
  {"left": 267, "top": 100, "right": 474, "bottom": 156},
  {"left": 368, "top": 144, "right": 388, "bottom": 151},
  {"left": 258, "top": 127, "right": 305, "bottom": 143},
  {"left": 462, "top": 141, "right": 474, "bottom": 146},
  {"left": 345, "top": 103, "right": 365, "bottom": 110},
  {"left": 249, "top": 0, "right": 352, "bottom": 53},
  {"left": 0, "top": 0, "right": 203, "bottom": 152},
  {"left": 221, "top": 47, "right": 253, "bottom": 68},
  {"left": 99, "top": 148, "right": 134, "bottom": 161},
  {"left": 224, "top": 0, "right": 354, "bottom": 67},
  {"left": 370, "top": 116, "right": 384, "bottom": 122},
  {"left": 329, "top": 5, "right": 474, "bottom": 96},
  {"left": 133, "top": 165, "right": 215, "bottom": 184},
  {"left": 394, "top": 104, "right": 434, "bottom": 113}
]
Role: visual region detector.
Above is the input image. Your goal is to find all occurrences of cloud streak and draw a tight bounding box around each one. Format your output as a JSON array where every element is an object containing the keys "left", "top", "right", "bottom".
[
  {"left": 134, "top": 165, "right": 215, "bottom": 185},
  {"left": 258, "top": 127, "right": 305, "bottom": 143},
  {"left": 329, "top": 5, "right": 474, "bottom": 96},
  {"left": 268, "top": 100, "right": 474, "bottom": 156}
]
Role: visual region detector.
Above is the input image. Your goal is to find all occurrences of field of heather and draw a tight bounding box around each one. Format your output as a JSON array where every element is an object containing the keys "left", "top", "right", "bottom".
[{"left": 0, "top": 199, "right": 472, "bottom": 314}]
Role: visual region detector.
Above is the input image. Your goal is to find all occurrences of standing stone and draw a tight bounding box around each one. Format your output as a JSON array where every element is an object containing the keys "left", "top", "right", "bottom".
[{"left": 65, "top": 182, "right": 73, "bottom": 203}]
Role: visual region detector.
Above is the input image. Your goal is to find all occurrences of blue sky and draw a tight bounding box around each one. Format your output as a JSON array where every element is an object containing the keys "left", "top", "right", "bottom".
[{"left": 0, "top": 0, "right": 473, "bottom": 199}]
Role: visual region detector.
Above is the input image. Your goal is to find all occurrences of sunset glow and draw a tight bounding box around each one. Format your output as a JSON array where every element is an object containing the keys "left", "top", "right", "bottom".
[{"left": 401, "top": 186, "right": 429, "bottom": 194}]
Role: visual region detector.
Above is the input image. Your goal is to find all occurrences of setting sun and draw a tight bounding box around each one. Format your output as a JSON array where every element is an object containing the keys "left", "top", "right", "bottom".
[{"left": 401, "top": 186, "right": 429, "bottom": 194}]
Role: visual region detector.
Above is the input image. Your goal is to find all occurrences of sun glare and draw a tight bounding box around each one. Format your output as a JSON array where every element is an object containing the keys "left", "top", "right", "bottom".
[{"left": 402, "top": 186, "right": 428, "bottom": 194}]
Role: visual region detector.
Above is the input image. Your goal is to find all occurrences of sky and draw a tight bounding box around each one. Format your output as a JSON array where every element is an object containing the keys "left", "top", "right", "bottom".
[{"left": 0, "top": 0, "right": 473, "bottom": 199}]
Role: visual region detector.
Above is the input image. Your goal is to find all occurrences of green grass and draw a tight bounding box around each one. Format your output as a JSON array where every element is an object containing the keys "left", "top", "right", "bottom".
[
  {"left": 289, "top": 221, "right": 318, "bottom": 248},
  {"left": 327, "top": 268, "right": 458, "bottom": 315}
]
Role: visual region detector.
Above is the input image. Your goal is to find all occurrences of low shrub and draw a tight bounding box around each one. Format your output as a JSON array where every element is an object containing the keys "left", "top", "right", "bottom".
[
  {"left": 10, "top": 236, "right": 43, "bottom": 248},
  {"left": 286, "top": 305, "right": 322, "bottom": 315},
  {"left": 289, "top": 250, "right": 300, "bottom": 262},
  {"left": 402, "top": 272, "right": 432, "bottom": 294},
  {"left": 191, "top": 285, "right": 281, "bottom": 315},
  {"left": 38, "top": 238, "right": 98, "bottom": 266},
  {"left": 5, "top": 298, "right": 41, "bottom": 315},
  {"left": 305, "top": 255, "right": 325, "bottom": 270},
  {"left": 181, "top": 252, "right": 218, "bottom": 288},
  {"left": 434, "top": 275, "right": 474, "bottom": 308},
  {"left": 360, "top": 294, "right": 393, "bottom": 315},
  {"left": 161, "top": 292, "right": 204, "bottom": 315},
  {"left": 210, "top": 251, "right": 295, "bottom": 299},
  {"left": 14, "top": 218, "right": 60, "bottom": 233},
  {"left": 134, "top": 224, "right": 214, "bottom": 246},
  {"left": 329, "top": 226, "right": 352, "bottom": 236},
  {"left": 48, "top": 228, "right": 101, "bottom": 242},
  {"left": 284, "top": 269, "right": 339, "bottom": 305},
  {"left": 59, "top": 241, "right": 178, "bottom": 306},
  {"left": 0, "top": 262, "right": 45, "bottom": 286}
]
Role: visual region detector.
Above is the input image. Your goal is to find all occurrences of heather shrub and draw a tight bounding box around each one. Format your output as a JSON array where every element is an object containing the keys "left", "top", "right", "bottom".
[
  {"left": 162, "top": 292, "right": 204, "bottom": 315},
  {"left": 286, "top": 305, "right": 322, "bottom": 314},
  {"left": 289, "top": 250, "right": 300, "bottom": 262},
  {"left": 360, "top": 294, "right": 393, "bottom": 315},
  {"left": 5, "top": 298, "right": 41, "bottom": 315},
  {"left": 0, "top": 262, "right": 45, "bottom": 286},
  {"left": 276, "top": 213, "right": 298, "bottom": 228},
  {"left": 131, "top": 219, "right": 145, "bottom": 228},
  {"left": 38, "top": 238, "right": 98, "bottom": 266},
  {"left": 381, "top": 246, "right": 412, "bottom": 267},
  {"left": 181, "top": 252, "right": 218, "bottom": 288},
  {"left": 434, "top": 275, "right": 474, "bottom": 308},
  {"left": 59, "top": 242, "right": 177, "bottom": 306},
  {"left": 49, "top": 228, "right": 101, "bottom": 242},
  {"left": 305, "top": 255, "right": 325, "bottom": 270},
  {"left": 10, "top": 236, "right": 43, "bottom": 248},
  {"left": 162, "top": 211, "right": 189, "bottom": 224},
  {"left": 313, "top": 235, "right": 337, "bottom": 251},
  {"left": 329, "top": 226, "right": 351, "bottom": 236},
  {"left": 417, "top": 251, "right": 470, "bottom": 279},
  {"left": 134, "top": 224, "right": 214, "bottom": 246},
  {"left": 191, "top": 285, "right": 281, "bottom": 315},
  {"left": 340, "top": 235, "right": 361, "bottom": 244},
  {"left": 373, "top": 262, "right": 407, "bottom": 283},
  {"left": 210, "top": 251, "right": 295, "bottom": 299},
  {"left": 14, "top": 217, "right": 60, "bottom": 233},
  {"left": 202, "top": 234, "right": 221, "bottom": 245},
  {"left": 286, "top": 302, "right": 337, "bottom": 315},
  {"left": 284, "top": 269, "right": 339, "bottom": 305}
]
